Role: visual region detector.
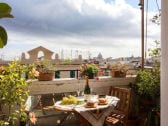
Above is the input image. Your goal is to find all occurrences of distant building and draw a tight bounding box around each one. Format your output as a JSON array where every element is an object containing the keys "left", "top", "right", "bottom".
[
  {"left": 20, "top": 46, "right": 82, "bottom": 65},
  {"left": 97, "top": 52, "right": 103, "bottom": 59},
  {"left": 21, "top": 46, "right": 56, "bottom": 64}
]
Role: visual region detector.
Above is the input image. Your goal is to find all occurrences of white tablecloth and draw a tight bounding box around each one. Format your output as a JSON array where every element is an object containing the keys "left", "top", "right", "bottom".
[{"left": 54, "top": 96, "right": 119, "bottom": 126}]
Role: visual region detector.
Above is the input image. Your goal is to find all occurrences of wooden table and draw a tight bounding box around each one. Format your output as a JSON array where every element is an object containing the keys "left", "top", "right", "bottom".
[{"left": 54, "top": 95, "right": 119, "bottom": 126}]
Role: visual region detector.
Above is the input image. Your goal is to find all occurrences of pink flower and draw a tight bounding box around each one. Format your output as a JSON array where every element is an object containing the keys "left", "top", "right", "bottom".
[
  {"left": 95, "top": 76, "right": 99, "bottom": 80},
  {"left": 29, "top": 112, "right": 37, "bottom": 125},
  {"left": 84, "top": 64, "right": 88, "bottom": 69},
  {"left": 79, "top": 66, "right": 83, "bottom": 71},
  {"left": 0, "top": 66, "right": 4, "bottom": 72},
  {"left": 32, "top": 69, "right": 39, "bottom": 77}
]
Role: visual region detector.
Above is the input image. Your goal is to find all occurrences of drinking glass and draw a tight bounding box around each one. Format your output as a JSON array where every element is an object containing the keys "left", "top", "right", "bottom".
[{"left": 76, "top": 89, "right": 80, "bottom": 96}]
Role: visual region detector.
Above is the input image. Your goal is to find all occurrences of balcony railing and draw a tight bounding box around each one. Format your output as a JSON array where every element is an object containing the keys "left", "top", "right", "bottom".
[{"left": 54, "top": 68, "right": 111, "bottom": 79}]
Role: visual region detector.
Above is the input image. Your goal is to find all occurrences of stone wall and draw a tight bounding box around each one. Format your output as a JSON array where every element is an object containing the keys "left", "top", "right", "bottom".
[{"left": 29, "top": 76, "right": 135, "bottom": 95}]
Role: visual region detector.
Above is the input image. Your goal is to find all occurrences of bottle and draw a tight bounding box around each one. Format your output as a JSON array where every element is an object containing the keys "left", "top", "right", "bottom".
[{"left": 84, "top": 76, "right": 91, "bottom": 100}]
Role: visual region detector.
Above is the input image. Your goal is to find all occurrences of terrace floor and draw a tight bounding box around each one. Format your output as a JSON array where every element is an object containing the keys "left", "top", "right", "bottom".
[{"left": 35, "top": 114, "right": 80, "bottom": 126}]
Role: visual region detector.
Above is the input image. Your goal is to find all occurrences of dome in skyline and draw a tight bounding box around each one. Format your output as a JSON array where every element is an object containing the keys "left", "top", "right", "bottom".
[{"left": 97, "top": 52, "right": 103, "bottom": 59}]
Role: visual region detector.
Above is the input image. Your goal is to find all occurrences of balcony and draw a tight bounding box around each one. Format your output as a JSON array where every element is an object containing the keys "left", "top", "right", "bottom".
[
  {"left": 0, "top": 64, "right": 160, "bottom": 126},
  {"left": 26, "top": 76, "right": 135, "bottom": 126}
]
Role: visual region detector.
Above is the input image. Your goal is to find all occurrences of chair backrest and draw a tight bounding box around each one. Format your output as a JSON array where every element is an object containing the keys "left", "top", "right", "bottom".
[
  {"left": 40, "top": 93, "right": 56, "bottom": 107},
  {"left": 109, "top": 86, "right": 131, "bottom": 116}
]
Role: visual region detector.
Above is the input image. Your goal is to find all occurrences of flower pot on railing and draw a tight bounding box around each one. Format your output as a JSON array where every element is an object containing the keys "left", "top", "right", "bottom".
[
  {"left": 38, "top": 71, "right": 54, "bottom": 81},
  {"left": 111, "top": 70, "right": 126, "bottom": 78},
  {"left": 79, "top": 63, "right": 99, "bottom": 79},
  {"left": 88, "top": 73, "right": 94, "bottom": 79}
]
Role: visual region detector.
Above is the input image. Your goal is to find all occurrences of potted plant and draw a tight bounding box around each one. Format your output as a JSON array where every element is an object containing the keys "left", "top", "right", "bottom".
[
  {"left": 110, "top": 63, "right": 128, "bottom": 77},
  {"left": 136, "top": 67, "right": 160, "bottom": 102},
  {"left": 35, "top": 58, "right": 56, "bottom": 81},
  {"left": 0, "top": 60, "right": 38, "bottom": 126},
  {"left": 79, "top": 63, "right": 99, "bottom": 79},
  {"left": 128, "top": 67, "right": 160, "bottom": 126},
  {"left": 134, "top": 67, "right": 160, "bottom": 126},
  {"left": 136, "top": 40, "right": 160, "bottom": 103},
  {"left": 134, "top": 41, "right": 161, "bottom": 126}
]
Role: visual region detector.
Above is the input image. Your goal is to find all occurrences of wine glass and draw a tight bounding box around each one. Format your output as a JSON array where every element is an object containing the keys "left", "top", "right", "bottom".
[
  {"left": 76, "top": 76, "right": 81, "bottom": 96},
  {"left": 76, "top": 89, "right": 80, "bottom": 96}
]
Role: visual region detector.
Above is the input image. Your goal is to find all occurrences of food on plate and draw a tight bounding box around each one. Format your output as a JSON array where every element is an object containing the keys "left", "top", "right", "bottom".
[
  {"left": 61, "top": 95, "right": 84, "bottom": 105},
  {"left": 98, "top": 98, "right": 108, "bottom": 105},
  {"left": 86, "top": 99, "right": 98, "bottom": 108}
]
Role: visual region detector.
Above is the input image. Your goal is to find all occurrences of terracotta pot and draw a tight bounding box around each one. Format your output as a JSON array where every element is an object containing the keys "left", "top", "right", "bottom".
[
  {"left": 38, "top": 72, "right": 54, "bottom": 81},
  {"left": 111, "top": 70, "right": 126, "bottom": 78}
]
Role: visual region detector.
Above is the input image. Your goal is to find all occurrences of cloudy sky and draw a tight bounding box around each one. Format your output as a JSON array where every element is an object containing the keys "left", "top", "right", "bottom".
[{"left": 0, "top": 0, "right": 160, "bottom": 60}]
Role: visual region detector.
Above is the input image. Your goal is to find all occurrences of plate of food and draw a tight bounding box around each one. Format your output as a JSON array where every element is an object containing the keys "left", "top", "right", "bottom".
[
  {"left": 85, "top": 99, "right": 98, "bottom": 108},
  {"left": 98, "top": 98, "right": 108, "bottom": 105}
]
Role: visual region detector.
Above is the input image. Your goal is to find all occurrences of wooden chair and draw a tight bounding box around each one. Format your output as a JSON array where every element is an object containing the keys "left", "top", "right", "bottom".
[
  {"left": 104, "top": 86, "right": 131, "bottom": 126},
  {"left": 40, "top": 93, "right": 56, "bottom": 112}
]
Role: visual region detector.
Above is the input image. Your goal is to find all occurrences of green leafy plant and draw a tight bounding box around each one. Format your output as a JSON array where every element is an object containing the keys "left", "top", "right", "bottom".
[
  {"left": 35, "top": 59, "right": 56, "bottom": 81},
  {"left": 148, "top": 40, "right": 161, "bottom": 67},
  {"left": 0, "top": 2, "right": 13, "bottom": 48},
  {"left": 110, "top": 63, "right": 128, "bottom": 77},
  {"left": 135, "top": 40, "right": 161, "bottom": 126},
  {"left": 136, "top": 67, "right": 160, "bottom": 100},
  {"left": 60, "top": 59, "right": 72, "bottom": 65},
  {"left": 111, "top": 63, "right": 128, "bottom": 72},
  {"left": 136, "top": 41, "right": 161, "bottom": 99},
  {"left": 35, "top": 58, "right": 56, "bottom": 73},
  {"left": 151, "top": 13, "right": 161, "bottom": 25},
  {"left": 79, "top": 63, "right": 99, "bottom": 78},
  {"left": 0, "top": 60, "right": 38, "bottom": 126},
  {"left": 136, "top": 39, "right": 160, "bottom": 100},
  {"left": 129, "top": 66, "right": 160, "bottom": 126}
]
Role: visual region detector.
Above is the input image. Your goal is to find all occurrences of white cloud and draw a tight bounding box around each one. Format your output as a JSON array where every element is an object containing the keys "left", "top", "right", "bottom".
[{"left": 0, "top": 0, "right": 160, "bottom": 60}]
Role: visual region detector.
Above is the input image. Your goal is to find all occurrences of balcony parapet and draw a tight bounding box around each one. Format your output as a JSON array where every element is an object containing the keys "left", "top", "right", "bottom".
[{"left": 29, "top": 76, "right": 135, "bottom": 95}]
